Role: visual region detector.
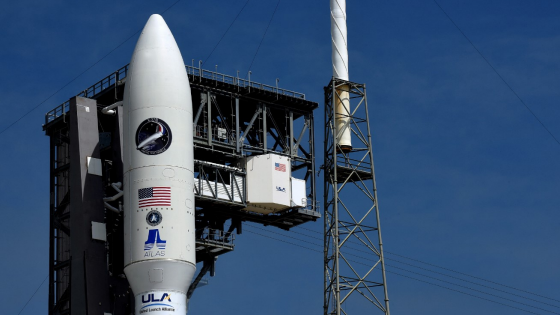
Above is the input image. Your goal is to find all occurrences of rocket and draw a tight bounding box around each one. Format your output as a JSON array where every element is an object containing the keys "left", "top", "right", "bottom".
[{"left": 123, "top": 14, "right": 196, "bottom": 314}]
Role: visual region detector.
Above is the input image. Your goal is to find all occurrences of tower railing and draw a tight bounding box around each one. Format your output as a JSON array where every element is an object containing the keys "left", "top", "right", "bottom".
[{"left": 45, "top": 64, "right": 305, "bottom": 125}]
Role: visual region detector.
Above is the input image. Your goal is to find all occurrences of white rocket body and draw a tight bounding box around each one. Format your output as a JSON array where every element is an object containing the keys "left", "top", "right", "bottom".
[
  {"left": 123, "top": 14, "right": 196, "bottom": 315},
  {"left": 330, "top": 0, "right": 352, "bottom": 151}
]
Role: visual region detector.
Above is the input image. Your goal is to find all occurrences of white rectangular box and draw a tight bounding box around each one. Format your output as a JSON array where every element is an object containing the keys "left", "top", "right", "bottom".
[
  {"left": 241, "top": 153, "right": 291, "bottom": 214},
  {"left": 291, "top": 177, "right": 307, "bottom": 207}
]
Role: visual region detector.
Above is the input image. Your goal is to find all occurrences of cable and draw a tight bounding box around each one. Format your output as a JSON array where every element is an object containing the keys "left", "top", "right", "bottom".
[
  {"left": 432, "top": 0, "right": 560, "bottom": 146},
  {"left": 385, "top": 249, "right": 560, "bottom": 304},
  {"left": 204, "top": 0, "right": 251, "bottom": 64},
  {"left": 291, "top": 216, "right": 551, "bottom": 305},
  {"left": 0, "top": 29, "right": 138, "bottom": 136},
  {"left": 387, "top": 270, "right": 542, "bottom": 315},
  {"left": 247, "top": 223, "right": 379, "bottom": 256},
  {"left": 247, "top": 0, "right": 281, "bottom": 72},
  {"left": 18, "top": 253, "right": 129, "bottom": 314},
  {"left": 385, "top": 264, "right": 559, "bottom": 315},
  {"left": 247, "top": 224, "right": 560, "bottom": 310},
  {"left": 245, "top": 228, "right": 322, "bottom": 253},
  {"left": 285, "top": 225, "right": 325, "bottom": 241},
  {"left": 0, "top": 0, "right": 182, "bottom": 137},
  {"left": 247, "top": 223, "right": 322, "bottom": 245},
  {"left": 284, "top": 223, "right": 560, "bottom": 309},
  {"left": 160, "top": 0, "right": 182, "bottom": 14},
  {"left": 243, "top": 228, "right": 548, "bottom": 315},
  {"left": 17, "top": 274, "right": 48, "bottom": 315},
  {"left": 294, "top": 225, "right": 560, "bottom": 304},
  {"left": 319, "top": 235, "right": 559, "bottom": 312},
  {"left": 385, "top": 256, "right": 560, "bottom": 309}
]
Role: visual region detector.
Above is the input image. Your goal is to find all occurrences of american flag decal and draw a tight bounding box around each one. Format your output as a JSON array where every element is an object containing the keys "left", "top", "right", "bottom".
[
  {"left": 138, "top": 187, "right": 171, "bottom": 208},
  {"left": 274, "top": 162, "right": 286, "bottom": 172}
]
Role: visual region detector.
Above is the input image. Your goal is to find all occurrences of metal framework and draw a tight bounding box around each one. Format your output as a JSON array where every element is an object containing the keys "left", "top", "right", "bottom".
[
  {"left": 324, "top": 78, "right": 390, "bottom": 315},
  {"left": 45, "top": 97, "right": 130, "bottom": 315},
  {"left": 47, "top": 119, "right": 71, "bottom": 315},
  {"left": 44, "top": 64, "right": 320, "bottom": 314}
]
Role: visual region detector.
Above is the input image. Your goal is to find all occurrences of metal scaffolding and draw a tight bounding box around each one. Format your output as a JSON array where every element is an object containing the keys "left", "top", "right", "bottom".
[
  {"left": 43, "top": 63, "right": 321, "bottom": 314},
  {"left": 324, "top": 78, "right": 390, "bottom": 315},
  {"left": 47, "top": 121, "right": 71, "bottom": 315}
]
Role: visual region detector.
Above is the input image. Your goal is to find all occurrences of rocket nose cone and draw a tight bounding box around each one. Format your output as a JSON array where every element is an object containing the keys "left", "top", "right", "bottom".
[
  {"left": 135, "top": 14, "right": 176, "bottom": 52},
  {"left": 145, "top": 14, "right": 165, "bottom": 29},
  {"left": 149, "top": 13, "right": 163, "bottom": 20}
]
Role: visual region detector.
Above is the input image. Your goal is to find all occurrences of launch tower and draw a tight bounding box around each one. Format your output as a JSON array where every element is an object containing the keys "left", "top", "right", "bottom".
[
  {"left": 43, "top": 62, "right": 320, "bottom": 314},
  {"left": 324, "top": 0, "right": 390, "bottom": 314}
]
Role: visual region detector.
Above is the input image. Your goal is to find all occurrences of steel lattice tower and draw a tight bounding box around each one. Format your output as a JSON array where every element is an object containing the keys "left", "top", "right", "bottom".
[{"left": 324, "top": 78, "right": 390, "bottom": 315}]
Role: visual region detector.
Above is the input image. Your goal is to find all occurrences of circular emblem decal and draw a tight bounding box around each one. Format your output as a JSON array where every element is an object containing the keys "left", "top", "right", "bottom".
[
  {"left": 146, "top": 210, "right": 163, "bottom": 226},
  {"left": 136, "top": 118, "right": 172, "bottom": 155}
]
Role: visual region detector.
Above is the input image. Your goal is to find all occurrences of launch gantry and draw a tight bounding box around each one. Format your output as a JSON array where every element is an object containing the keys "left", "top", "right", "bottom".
[{"left": 43, "top": 63, "right": 320, "bottom": 315}]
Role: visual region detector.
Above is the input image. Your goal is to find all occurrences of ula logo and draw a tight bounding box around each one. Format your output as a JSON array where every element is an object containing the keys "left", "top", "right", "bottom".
[
  {"left": 276, "top": 186, "right": 286, "bottom": 192},
  {"left": 140, "top": 293, "right": 174, "bottom": 310},
  {"left": 142, "top": 293, "right": 172, "bottom": 303},
  {"left": 144, "top": 229, "right": 166, "bottom": 250}
]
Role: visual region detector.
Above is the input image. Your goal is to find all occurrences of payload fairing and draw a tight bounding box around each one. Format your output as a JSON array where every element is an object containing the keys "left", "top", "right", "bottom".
[{"left": 123, "top": 14, "right": 196, "bottom": 314}]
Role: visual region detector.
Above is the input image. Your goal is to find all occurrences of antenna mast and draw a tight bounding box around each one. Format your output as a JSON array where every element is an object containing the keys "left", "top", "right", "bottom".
[
  {"left": 324, "top": 0, "right": 390, "bottom": 314},
  {"left": 330, "top": 0, "right": 351, "bottom": 152}
]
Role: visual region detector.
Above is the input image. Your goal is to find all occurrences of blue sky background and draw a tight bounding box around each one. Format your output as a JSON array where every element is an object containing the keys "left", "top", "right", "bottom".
[{"left": 1, "top": 0, "right": 559, "bottom": 314}]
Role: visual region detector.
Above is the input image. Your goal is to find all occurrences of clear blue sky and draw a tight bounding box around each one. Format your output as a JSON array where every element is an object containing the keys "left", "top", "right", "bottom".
[{"left": 1, "top": 0, "right": 559, "bottom": 314}]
